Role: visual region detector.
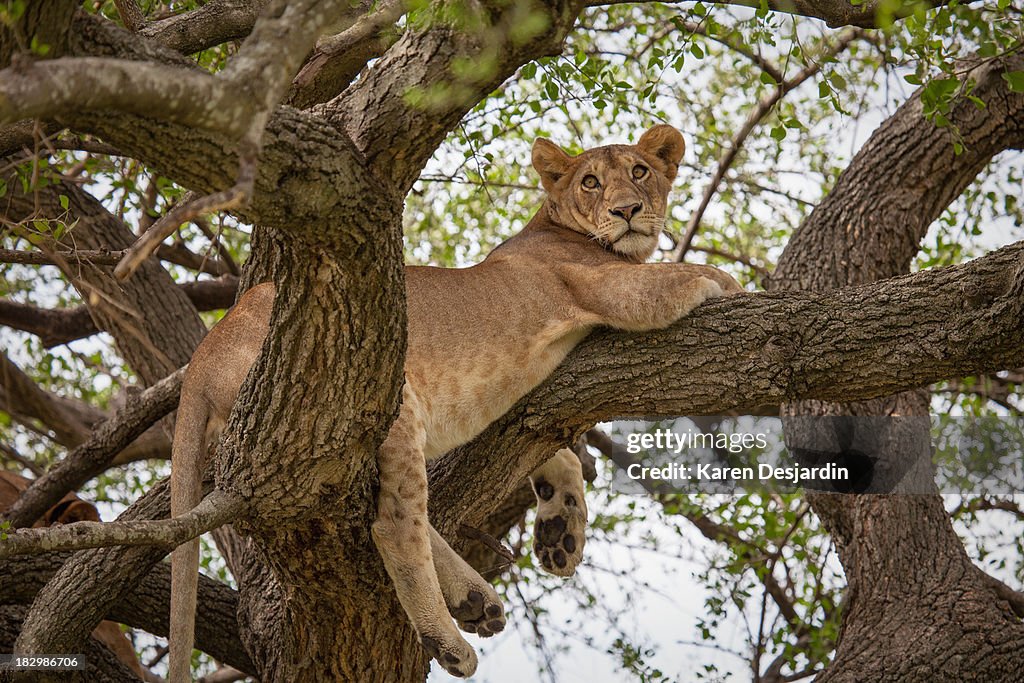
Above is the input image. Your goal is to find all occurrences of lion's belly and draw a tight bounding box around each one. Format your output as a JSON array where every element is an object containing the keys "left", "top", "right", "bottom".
[{"left": 411, "top": 327, "right": 589, "bottom": 460}]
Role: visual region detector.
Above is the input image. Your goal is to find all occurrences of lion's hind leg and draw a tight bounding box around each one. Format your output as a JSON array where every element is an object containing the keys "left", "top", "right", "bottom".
[
  {"left": 372, "top": 387, "right": 477, "bottom": 678},
  {"left": 429, "top": 525, "right": 506, "bottom": 637},
  {"left": 530, "top": 448, "right": 588, "bottom": 576}
]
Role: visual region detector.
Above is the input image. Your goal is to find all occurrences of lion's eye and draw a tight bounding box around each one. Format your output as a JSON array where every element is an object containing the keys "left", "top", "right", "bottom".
[
  {"left": 581, "top": 175, "right": 600, "bottom": 189},
  {"left": 632, "top": 165, "right": 648, "bottom": 180}
]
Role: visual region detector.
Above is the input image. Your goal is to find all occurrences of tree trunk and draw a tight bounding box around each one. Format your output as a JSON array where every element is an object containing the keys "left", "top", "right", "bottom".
[{"left": 770, "top": 51, "right": 1024, "bottom": 681}]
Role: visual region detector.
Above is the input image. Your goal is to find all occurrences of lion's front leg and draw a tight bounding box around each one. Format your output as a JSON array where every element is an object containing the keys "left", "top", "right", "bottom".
[
  {"left": 372, "top": 387, "right": 477, "bottom": 678},
  {"left": 561, "top": 262, "right": 743, "bottom": 332},
  {"left": 530, "top": 448, "right": 588, "bottom": 576}
]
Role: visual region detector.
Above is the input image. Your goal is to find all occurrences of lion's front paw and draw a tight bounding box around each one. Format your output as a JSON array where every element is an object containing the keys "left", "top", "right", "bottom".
[
  {"left": 450, "top": 587, "right": 506, "bottom": 637},
  {"left": 420, "top": 630, "right": 478, "bottom": 678},
  {"left": 532, "top": 480, "right": 587, "bottom": 576}
]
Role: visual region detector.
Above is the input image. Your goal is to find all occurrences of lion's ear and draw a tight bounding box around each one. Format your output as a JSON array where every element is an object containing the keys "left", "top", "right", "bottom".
[
  {"left": 532, "top": 138, "right": 573, "bottom": 193},
  {"left": 637, "top": 125, "right": 685, "bottom": 181}
]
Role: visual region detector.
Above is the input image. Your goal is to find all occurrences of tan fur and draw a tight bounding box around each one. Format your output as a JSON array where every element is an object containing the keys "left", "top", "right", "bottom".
[
  {"left": 0, "top": 471, "right": 147, "bottom": 679},
  {"left": 168, "top": 125, "right": 743, "bottom": 680}
]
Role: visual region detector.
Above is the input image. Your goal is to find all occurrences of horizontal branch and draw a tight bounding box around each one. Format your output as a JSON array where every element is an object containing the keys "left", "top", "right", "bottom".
[
  {"left": 140, "top": 0, "right": 269, "bottom": 55},
  {"left": 3, "top": 367, "right": 185, "bottom": 529},
  {"left": 0, "top": 57, "right": 252, "bottom": 136},
  {"left": 0, "top": 489, "right": 244, "bottom": 559},
  {"left": 0, "top": 247, "right": 125, "bottom": 266},
  {"left": 430, "top": 239, "right": 1024, "bottom": 534}
]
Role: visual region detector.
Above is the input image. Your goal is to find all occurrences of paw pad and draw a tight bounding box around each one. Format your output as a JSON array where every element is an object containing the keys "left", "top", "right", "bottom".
[
  {"left": 533, "top": 510, "right": 584, "bottom": 576},
  {"left": 450, "top": 588, "right": 506, "bottom": 638}
]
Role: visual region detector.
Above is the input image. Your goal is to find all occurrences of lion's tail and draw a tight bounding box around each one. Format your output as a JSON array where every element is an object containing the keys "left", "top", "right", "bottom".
[{"left": 169, "top": 394, "right": 208, "bottom": 683}]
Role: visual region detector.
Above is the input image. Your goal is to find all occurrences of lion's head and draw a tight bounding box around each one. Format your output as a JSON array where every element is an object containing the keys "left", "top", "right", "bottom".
[{"left": 532, "top": 125, "right": 685, "bottom": 262}]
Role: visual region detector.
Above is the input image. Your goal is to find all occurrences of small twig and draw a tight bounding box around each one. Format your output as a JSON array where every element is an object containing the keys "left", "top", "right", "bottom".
[
  {"left": 457, "top": 524, "right": 515, "bottom": 566},
  {"left": 114, "top": 146, "right": 257, "bottom": 281},
  {"left": 194, "top": 216, "right": 241, "bottom": 277},
  {"left": 0, "top": 489, "right": 244, "bottom": 559},
  {"left": 688, "top": 244, "right": 769, "bottom": 277}
]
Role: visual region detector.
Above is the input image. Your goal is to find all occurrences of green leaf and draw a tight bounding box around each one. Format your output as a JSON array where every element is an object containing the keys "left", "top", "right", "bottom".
[
  {"left": 1002, "top": 71, "right": 1024, "bottom": 93},
  {"left": 521, "top": 62, "right": 536, "bottom": 80},
  {"left": 59, "top": 194, "right": 69, "bottom": 211},
  {"left": 770, "top": 126, "right": 786, "bottom": 141}
]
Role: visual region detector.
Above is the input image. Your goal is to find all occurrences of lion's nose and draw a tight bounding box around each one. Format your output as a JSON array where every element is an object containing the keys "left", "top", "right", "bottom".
[{"left": 609, "top": 202, "right": 642, "bottom": 221}]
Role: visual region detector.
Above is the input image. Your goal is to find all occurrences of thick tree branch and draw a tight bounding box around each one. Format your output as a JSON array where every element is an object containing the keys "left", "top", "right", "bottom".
[
  {"left": 0, "top": 0, "right": 79, "bottom": 65},
  {"left": 112, "top": 0, "right": 146, "bottom": 32},
  {"left": 0, "top": 605, "right": 142, "bottom": 683},
  {"left": 0, "top": 57, "right": 253, "bottom": 135},
  {"left": 114, "top": 0, "right": 368, "bottom": 279},
  {"left": 764, "top": 47, "right": 1024, "bottom": 683},
  {"left": 288, "top": 0, "right": 401, "bottom": 109},
  {"left": 49, "top": 15, "right": 376, "bottom": 233},
  {"left": 431, "top": 239, "right": 1024, "bottom": 534},
  {"left": 3, "top": 367, "right": 185, "bottom": 529},
  {"left": 771, "top": 51, "right": 1024, "bottom": 291},
  {"left": 978, "top": 571, "right": 1024, "bottom": 619},
  {"left": 140, "top": 0, "right": 269, "bottom": 54},
  {"left": 13, "top": 477, "right": 212, "bottom": 664}
]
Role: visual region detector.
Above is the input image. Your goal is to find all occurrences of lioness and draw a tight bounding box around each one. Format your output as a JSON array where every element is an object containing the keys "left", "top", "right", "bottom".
[{"left": 169, "top": 124, "right": 742, "bottom": 680}]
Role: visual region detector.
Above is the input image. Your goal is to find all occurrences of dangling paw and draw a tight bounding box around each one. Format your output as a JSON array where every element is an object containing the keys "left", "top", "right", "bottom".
[
  {"left": 531, "top": 448, "right": 588, "bottom": 576},
  {"left": 419, "top": 628, "right": 478, "bottom": 678},
  {"left": 449, "top": 587, "right": 506, "bottom": 637}
]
